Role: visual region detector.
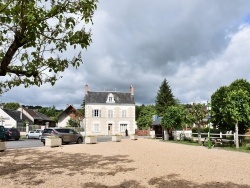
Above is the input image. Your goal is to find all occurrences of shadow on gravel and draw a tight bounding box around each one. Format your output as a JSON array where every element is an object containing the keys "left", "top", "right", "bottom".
[
  {"left": 147, "top": 174, "right": 250, "bottom": 188},
  {"left": 81, "top": 174, "right": 250, "bottom": 188},
  {"left": 1, "top": 150, "right": 249, "bottom": 188},
  {"left": 0, "top": 149, "right": 135, "bottom": 186}
]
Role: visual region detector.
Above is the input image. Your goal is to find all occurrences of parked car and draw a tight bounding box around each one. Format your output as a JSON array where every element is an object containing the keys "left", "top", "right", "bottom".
[
  {"left": 0, "top": 126, "right": 5, "bottom": 141},
  {"left": 4, "top": 128, "right": 20, "bottom": 141},
  {"left": 26, "top": 129, "right": 43, "bottom": 139},
  {"left": 41, "top": 128, "right": 83, "bottom": 145}
]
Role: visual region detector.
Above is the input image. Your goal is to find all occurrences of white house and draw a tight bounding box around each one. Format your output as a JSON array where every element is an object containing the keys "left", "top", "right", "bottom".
[
  {"left": 84, "top": 85, "right": 136, "bottom": 136},
  {"left": 0, "top": 108, "right": 31, "bottom": 128},
  {"left": 0, "top": 107, "right": 55, "bottom": 129}
]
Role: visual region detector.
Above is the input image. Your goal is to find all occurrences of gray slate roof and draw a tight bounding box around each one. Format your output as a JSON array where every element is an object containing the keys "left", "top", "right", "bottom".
[
  {"left": 3, "top": 108, "right": 32, "bottom": 123},
  {"left": 85, "top": 91, "right": 135, "bottom": 104},
  {"left": 23, "top": 108, "right": 52, "bottom": 121}
]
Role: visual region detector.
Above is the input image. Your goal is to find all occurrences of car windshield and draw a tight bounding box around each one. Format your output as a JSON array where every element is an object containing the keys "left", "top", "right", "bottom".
[{"left": 43, "top": 129, "right": 53, "bottom": 134}]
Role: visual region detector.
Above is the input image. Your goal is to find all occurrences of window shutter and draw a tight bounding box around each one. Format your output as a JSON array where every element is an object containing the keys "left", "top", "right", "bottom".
[
  {"left": 92, "top": 110, "right": 94, "bottom": 117},
  {"left": 99, "top": 110, "right": 101, "bottom": 117}
]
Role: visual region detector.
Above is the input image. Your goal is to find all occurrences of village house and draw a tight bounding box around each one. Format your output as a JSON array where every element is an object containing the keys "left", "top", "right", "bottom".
[
  {"left": 57, "top": 104, "right": 83, "bottom": 127},
  {"left": 84, "top": 84, "right": 136, "bottom": 136},
  {"left": 0, "top": 106, "right": 55, "bottom": 129}
]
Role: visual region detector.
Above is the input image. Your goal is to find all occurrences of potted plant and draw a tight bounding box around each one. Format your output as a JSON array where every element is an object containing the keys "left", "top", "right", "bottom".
[
  {"left": 85, "top": 135, "right": 97, "bottom": 144},
  {"left": 45, "top": 136, "right": 62, "bottom": 147},
  {"left": 0, "top": 139, "right": 5, "bottom": 152},
  {"left": 130, "top": 134, "right": 138, "bottom": 140},
  {"left": 112, "top": 134, "right": 122, "bottom": 142}
]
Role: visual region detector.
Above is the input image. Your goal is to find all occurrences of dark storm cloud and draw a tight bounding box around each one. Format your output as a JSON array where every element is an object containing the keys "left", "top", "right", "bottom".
[{"left": 1, "top": 0, "right": 250, "bottom": 109}]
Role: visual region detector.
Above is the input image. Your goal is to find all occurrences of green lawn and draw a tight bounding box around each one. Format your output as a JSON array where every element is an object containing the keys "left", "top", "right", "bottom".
[{"left": 164, "top": 139, "right": 250, "bottom": 153}]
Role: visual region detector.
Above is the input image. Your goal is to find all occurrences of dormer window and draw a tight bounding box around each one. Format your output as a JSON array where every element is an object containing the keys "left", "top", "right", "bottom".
[
  {"left": 106, "top": 93, "right": 115, "bottom": 103},
  {"left": 108, "top": 97, "right": 112, "bottom": 102}
]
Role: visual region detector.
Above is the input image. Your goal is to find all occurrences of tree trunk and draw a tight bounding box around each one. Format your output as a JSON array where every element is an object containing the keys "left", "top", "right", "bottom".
[{"left": 235, "top": 122, "right": 239, "bottom": 149}]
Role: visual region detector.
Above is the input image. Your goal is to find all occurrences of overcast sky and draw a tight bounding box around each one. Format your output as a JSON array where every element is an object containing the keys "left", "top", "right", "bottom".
[{"left": 1, "top": 0, "right": 250, "bottom": 110}]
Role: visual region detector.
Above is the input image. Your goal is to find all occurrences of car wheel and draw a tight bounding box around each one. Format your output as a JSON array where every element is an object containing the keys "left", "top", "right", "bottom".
[
  {"left": 26, "top": 135, "right": 29, "bottom": 139},
  {"left": 38, "top": 135, "right": 41, "bottom": 140},
  {"left": 15, "top": 138, "right": 19, "bottom": 141},
  {"left": 76, "top": 137, "right": 83, "bottom": 144}
]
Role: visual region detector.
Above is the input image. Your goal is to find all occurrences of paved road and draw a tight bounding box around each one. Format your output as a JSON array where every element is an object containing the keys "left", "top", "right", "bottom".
[
  {"left": 5, "top": 136, "right": 149, "bottom": 149},
  {"left": 5, "top": 139, "right": 44, "bottom": 149}
]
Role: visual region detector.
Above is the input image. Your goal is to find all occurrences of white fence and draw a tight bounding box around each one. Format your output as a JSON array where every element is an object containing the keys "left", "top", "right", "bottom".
[
  {"left": 172, "top": 130, "right": 192, "bottom": 140},
  {"left": 190, "top": 132, "right": 250, "bottom": 144}
]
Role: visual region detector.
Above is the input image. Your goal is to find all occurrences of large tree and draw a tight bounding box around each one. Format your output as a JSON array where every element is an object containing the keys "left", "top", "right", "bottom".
[
  {"left": 136, "top": 105, "right": 156, "bottom": 130},
  {"left": 188, "top": 103, "right": 207, "bottom": 145},
  {"left": 0, "top": 0, "right": 98, "bottom": 93},
  {"left": 161, "top": 105, "right": 185, "bottom": 140},
  {"left": 222, "top": 89, "right": 250, "bottom": 148},
  {"left": 155, "top": 78, "right": 176, "bottom": 116},
  {"left": 211, "top": 79, "right": 250, "bottom": 134}
]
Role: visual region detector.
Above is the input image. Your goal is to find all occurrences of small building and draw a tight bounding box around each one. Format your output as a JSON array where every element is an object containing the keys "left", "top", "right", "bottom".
[
  {"left": 84, "top": 84, "right": 136, "bottom": 136},
  {"left": 57, "top": 105, "right": 83, "bottom": 128},
  {"left": 17, "top": 107, "right": 56, "bottom": 127},
  {"left": 0, "top": 108, "right": 31, "bottom": 128},
  {"left": 0, "top": 106, "right": 55, "bottom": 128},
  {"left": 151, "top": 117, "right": 163, "bottom": 138}
]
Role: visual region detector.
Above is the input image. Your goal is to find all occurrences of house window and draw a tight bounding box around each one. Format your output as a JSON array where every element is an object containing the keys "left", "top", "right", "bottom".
[
  {"left": 120, "top": 124, "right": 127, "bottom": 132},
  {"left": 92, "top": 124, "right": 99, "bottom": 132},
  {"left": 92, "top": 109, "right": 101, "bottom": 117},
  {"left": 106, "top": 93, "right": 115, "bottom": 103},
  {"left": 122, "top": 110, "right": 126, "bottom": 117},
  {"left": 108, "top": 110, "right": 113, "bottom": 118}
]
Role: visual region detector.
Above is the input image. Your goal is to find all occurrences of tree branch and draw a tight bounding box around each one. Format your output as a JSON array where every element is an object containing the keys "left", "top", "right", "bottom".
[{"left": 0, "top": 32, "right": 27, "bottom": 76}]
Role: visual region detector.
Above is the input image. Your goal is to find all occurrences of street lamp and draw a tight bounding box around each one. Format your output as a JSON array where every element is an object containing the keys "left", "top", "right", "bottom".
[{"left": 207, "top": 101, "right": 212, "bottom": 149}]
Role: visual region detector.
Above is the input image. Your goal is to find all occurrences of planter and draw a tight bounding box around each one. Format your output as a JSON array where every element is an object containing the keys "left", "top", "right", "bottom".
[
  {"left": 112, "top": 135, "right": 122, "bottom": 142},
  {"left": 45, "top": 138, "right": 62, "bottom": 147},
  {"left": 130, "top": 135, "right": 138, "bottom": 140},
  {"left": 0, "top": 142, "right": 6, "bottom": 152},
  {"left": 85, "top": 136, "right": 97, "bottom": 144},
  {"left": 150, "top": 131, "right": 155, "bottom": 139}
]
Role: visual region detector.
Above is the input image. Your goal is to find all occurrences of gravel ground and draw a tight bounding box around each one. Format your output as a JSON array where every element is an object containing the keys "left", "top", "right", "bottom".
[{"left": 0, "top": 138, "right": 250, "bottom": 188}]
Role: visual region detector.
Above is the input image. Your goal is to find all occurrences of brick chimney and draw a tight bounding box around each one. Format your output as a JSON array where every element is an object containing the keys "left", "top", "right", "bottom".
[
  {"left": 130, "top": 85, "right": 134, "bottom": 96},
  {"left": 85, "top": 84, "right": 89, "bottom": 95}
]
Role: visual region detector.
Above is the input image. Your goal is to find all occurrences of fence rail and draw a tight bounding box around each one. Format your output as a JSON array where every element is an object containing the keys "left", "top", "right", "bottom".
[{"left": 190, "top": 132, "right": 250, "bottom": 144}]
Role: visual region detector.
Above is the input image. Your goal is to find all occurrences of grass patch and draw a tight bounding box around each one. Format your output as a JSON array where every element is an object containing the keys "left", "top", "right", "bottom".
[
  {"left": 20, "top": 135, "right": 27, "bottom": 139},
  {"left": 165, "top": 140, "right": 200, "bottom": 146},
  {"left": 165, "top": 139, "right": 250, "bottom": 153}
]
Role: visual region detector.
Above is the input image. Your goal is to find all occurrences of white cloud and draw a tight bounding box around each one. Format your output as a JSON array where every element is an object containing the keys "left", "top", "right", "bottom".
[{"left": 1, "top": 0, "right": 250, "bottom": 109}]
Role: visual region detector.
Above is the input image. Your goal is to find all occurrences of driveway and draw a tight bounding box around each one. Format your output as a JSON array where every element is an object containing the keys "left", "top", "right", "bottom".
[
  {"left": 5, "top": 136, "right": 145, "bottom": 149},
  {"left": 1, "top": 138, "right": 249, "bottom": 187}
]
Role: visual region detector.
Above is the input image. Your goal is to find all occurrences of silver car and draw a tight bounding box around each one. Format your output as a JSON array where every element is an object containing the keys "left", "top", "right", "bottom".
[
  {"left": 41, "top": 128, "right": 83, "bottom": 145},
  {"left": 26, "top": 129, "right": 43, "bottom": 139}
]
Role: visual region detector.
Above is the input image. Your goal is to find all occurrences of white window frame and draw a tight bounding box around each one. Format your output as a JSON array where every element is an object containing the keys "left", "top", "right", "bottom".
[
  {"left": 92, "top": 124, "right": 100, "bottom": 132},
  {"left": 106, "top": 93, "right": 115, "bottom": 103},
  {"left": 108, "top": 110, "right": 113, "bottom": 118},
  {"left": 92, "top": 109, "right": 101, "bottom": 117},
  {"left": 120, "top": 124, "right": 127, "bottom": 132},
  {"left": 122, "top": 110, "right": 126, "bottom": 117}
]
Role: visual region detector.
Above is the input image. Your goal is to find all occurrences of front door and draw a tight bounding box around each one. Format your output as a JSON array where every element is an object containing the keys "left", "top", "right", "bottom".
[{"left": 108, "top": 124, "right": 112, "bottom": 135}]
